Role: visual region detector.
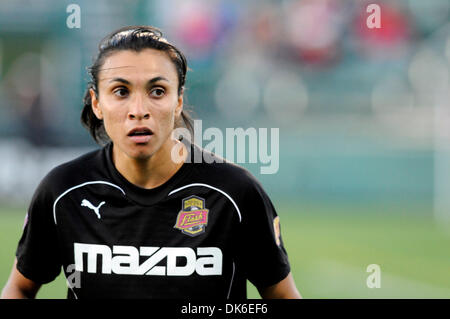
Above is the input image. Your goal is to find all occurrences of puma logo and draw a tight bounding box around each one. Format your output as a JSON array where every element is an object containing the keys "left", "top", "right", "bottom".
[{"left": 81, "top": 199, "right": 105, "bottom": 219}]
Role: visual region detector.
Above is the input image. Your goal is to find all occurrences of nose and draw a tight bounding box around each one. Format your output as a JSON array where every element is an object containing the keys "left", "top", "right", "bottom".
[{"left": 128, "top": 94, "right": 150, "bottom": 120}]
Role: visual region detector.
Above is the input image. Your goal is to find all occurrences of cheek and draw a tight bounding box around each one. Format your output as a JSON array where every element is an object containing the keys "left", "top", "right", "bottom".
[
  {"left": 153, "top": 108, "right": 175, "bottom": 134},
  {"left": 101, "top": 106, "right": 127, "bottom": 137},
  {"left": 154, "top": 99, "right": 178, "bottom": 129}
]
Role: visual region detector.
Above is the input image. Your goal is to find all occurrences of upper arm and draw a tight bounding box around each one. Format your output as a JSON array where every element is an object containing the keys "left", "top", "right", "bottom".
[
  {"left": 14, "top": 173, "right": 62, "bottom": 284},
  {"left": 234, "top": 173, "right": 294, "bottom": 291},
  {"left": 258, "top": 272, "right": 302, "bottom": 299},
  {"left": 1, "top": 258, "right": 41, "bottom": 299}
]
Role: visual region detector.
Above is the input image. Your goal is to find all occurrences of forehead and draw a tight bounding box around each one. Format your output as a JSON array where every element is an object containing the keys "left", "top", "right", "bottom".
[{"left": 98, "top": 48, "right": 178, "bottom": 82}]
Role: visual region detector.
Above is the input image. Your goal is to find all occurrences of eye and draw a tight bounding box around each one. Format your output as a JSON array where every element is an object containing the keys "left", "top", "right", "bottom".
[
  {"left": 113, "top": 87, "right": 129, "bottom": 98},
  {"left": 150, "top": 87, "right": 165, "bottom": 98}
]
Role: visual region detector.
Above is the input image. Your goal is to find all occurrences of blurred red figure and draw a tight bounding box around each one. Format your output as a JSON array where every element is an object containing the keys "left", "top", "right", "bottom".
[
  {"left": 285, "top": 0, "right": 344, "bottom": 66},
  {"left": 353, "top": 1, "right": 412, "bottom": 59}
]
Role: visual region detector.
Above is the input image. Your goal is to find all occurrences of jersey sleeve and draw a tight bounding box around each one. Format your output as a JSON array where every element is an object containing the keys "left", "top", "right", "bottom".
[
  {"left": 237, "top": 176, "right": 291, "bottom": 289},
  {"left": 15, "top": 174, "right": 62, "bottom": 284}
]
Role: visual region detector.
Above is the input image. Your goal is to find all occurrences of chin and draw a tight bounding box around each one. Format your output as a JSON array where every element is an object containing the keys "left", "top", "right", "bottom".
[
  {"left": 133, "top": 140, "right": 168, "bottom": 160},
  {"left": 129, "top": 147, "right": 155, "bottom": 160}
]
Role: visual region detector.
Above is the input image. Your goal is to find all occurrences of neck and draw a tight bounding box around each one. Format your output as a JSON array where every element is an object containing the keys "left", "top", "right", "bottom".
[{"left": 112, "top": 139, "right": 187, "bottom": 189}]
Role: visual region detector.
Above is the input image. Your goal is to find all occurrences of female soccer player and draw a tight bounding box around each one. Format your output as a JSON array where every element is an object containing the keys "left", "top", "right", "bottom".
[{"left": 1, "top": 26, "right": 301, "bottom": 299}]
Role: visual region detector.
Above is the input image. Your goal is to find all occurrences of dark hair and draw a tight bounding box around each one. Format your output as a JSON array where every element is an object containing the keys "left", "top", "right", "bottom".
[{"left": 81, "top": 25, "right": 193, "bottom": 144}]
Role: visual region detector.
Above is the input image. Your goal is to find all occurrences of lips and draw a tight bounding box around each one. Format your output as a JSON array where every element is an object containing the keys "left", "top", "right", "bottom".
[{"left": 127, "top": 127, "right": 153, "bottom": 144}]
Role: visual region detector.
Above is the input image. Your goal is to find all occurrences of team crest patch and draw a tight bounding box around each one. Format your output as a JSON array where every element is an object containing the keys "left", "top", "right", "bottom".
[{"left": 174, "top": 196, "right": 209, "bottom": 237}]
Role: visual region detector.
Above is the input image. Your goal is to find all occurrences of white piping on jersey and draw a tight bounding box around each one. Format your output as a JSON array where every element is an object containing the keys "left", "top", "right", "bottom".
[
  {"left": 227, "top": 261, "right": 235, "bottom": 299},
  {"left": 62, "top": 265, "right": 79, "bottom": 299},
  {"left": 63, "top": 273, "right": 79, "bottom": 299},
  {"left": 69, "top": 287, "right": 78, "bottom": 299},
  {"left": 168, "top": 183, "right": 242, "bottom": 223},
  {"left": 53, "top": 181, "right": 125, "bottom": 224}
]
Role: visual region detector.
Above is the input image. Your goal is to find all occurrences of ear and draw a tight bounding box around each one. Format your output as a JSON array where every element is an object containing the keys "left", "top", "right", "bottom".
[
  {"left": 175, "top": 88, "right": 184, "bottom": 117},
  {"left": 90, "top": 88, "right": 103, "bottom": 120}
]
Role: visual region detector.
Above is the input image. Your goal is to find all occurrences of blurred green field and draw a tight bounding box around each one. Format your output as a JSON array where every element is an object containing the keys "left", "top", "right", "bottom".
[{"left": 1, "top": 202, "right": 450, "bottom": 299}]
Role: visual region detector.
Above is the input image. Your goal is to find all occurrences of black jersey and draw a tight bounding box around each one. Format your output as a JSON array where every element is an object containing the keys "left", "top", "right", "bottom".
[{"left": 16, "top": 140, "right": 291, "bottom": 299}]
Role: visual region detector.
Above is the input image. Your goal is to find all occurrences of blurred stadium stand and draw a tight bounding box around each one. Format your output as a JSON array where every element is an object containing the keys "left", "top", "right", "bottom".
[{"left": 0, "top": 0, "right": 448, "bottom": 215}]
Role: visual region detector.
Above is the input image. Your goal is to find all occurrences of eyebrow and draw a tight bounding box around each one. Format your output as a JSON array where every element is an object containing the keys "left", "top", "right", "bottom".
[{"left": 108, "top": 76, "right": 170, "bottom": 85}]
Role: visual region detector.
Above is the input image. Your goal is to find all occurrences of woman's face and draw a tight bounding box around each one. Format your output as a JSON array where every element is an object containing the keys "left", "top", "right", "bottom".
[{"left": 91, "top": 48, "right": 183, "bottom": 161}]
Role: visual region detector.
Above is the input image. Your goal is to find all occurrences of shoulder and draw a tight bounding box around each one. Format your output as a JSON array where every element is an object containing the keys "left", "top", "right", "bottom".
[
  {"left": 35, "top": 146, "right": 105, "bottom": 198},
  {"left": 188, "top": 144, "right": 267, "bottom": 200},
  {"left": 184, "top": 146, "right": 278, "bottom": 226}
]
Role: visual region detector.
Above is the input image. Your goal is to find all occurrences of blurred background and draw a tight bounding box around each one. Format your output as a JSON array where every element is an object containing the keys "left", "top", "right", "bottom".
[{"left": 0, "top": 0, "right": 449, "bottom": 298}]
